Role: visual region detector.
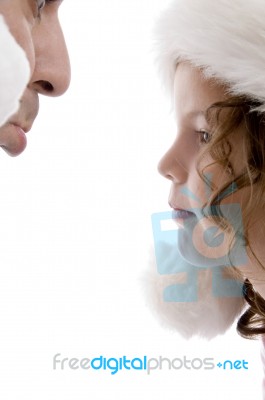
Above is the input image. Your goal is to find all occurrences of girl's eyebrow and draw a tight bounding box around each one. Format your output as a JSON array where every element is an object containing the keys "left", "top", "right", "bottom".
[
  {"left": 174, "top": 110, "right": 207, "bottom": 125},
  {"left": 181, "top": 110, "right": 206, "bottom": 120},
  {"left": 186, "top": 110, "right": 205, "bottom": 118}
]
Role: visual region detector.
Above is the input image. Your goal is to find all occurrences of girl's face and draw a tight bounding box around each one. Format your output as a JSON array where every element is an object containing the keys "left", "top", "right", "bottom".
[
  {"left": 158, "top": 61, "right": 265, "bottom": 295},
  {"left": 158, "top": 61, "right": 246, "bottom": 213}
]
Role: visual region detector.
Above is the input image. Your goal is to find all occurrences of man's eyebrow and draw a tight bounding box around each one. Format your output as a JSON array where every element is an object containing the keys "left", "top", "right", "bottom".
[{"left": 46, "top": 0, "right": 64, "bottom": 6}]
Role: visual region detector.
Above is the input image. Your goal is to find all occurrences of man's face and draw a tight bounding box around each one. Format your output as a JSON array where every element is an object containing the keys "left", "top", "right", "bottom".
[{"left": 0, "top": 0, "right": 71, "bottom": 156}]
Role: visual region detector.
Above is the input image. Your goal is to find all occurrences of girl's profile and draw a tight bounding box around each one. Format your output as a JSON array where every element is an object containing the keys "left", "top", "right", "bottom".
[{"left": 147, "top": 0, "right": 265, "bottom": 355}]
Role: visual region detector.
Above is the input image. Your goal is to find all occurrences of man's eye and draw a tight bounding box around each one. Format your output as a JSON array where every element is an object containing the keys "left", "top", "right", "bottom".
[{"left": 36, "top": 0, "right": 46, "bottom": 17}]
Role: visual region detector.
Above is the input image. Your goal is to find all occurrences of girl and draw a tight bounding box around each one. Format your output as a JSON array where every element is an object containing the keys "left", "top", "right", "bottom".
[{"left": 148, "top": 0, "right": 265, "bottom": 344}]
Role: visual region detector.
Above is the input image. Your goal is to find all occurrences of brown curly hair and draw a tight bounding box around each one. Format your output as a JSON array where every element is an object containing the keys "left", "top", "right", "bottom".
[{"left": 195, "top": 96, "right": 265, "bottom": 339}]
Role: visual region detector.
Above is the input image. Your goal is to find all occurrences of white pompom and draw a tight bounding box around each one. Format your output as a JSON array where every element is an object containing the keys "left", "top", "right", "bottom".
[
  {"left": 142, "top": 245, "right": 246, "bottom": 340},
  {"left": 0, "top": 15, "right": 30, "bottom": 127}
]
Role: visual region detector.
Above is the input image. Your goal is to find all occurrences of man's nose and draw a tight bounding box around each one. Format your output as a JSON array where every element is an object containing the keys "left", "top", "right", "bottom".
[
  {"left": 30, "top": 19, "right": 71, "bottom": 97},
  {"left": 157, "top": 141, "right": 188, "bottom": 184}
]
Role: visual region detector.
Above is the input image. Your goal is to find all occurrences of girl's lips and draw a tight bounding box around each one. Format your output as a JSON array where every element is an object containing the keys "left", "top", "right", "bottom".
[{"left": 172, "top": 208, "right": 196, "bottom": 219}]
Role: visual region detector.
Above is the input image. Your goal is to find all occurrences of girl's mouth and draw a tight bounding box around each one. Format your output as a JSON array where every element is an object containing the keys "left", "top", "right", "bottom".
[{"left": 172, "top": 208, "right": 196, "bottom": 219}]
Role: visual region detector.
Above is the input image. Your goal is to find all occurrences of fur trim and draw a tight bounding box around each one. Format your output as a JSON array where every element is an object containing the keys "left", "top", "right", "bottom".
[
  {"left": 143, "top": 246, "right": 246, "bottom": 339},
  {"left": 0, "top": 15, "right": 30, "bottom": 127},
  {"left": 153, "top": 0, "right": 265, "bottom": 112}
]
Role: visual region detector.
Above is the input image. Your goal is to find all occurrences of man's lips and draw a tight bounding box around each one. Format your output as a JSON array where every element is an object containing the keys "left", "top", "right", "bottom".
[
  {"left": 12, "top": 123, "right": 30, "bottom": 134},
  {"left": 0, "top": 89, "right": 39, "bottom": 156},
  {"left": 0, "top": 123, "right": 28, "bottom": 156}
]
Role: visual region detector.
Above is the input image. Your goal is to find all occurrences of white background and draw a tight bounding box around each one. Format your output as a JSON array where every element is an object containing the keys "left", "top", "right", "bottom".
[{"left": 0, "top": 1, "right": 262, "bottom": 399}]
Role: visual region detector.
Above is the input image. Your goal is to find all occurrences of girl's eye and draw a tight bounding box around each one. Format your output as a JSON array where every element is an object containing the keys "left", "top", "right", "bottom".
[{"left": 197, "top": 130, "right": 211, "bottom": 145}]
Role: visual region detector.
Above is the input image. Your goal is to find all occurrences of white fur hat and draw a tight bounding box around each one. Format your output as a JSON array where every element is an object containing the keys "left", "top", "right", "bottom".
[{"left": 153, "top": 0, "right": 265, "bottom": 113}]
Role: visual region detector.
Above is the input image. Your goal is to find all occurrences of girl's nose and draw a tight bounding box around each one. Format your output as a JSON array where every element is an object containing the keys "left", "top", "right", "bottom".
[{"left": 158, "top": 142, "right": 188, "bottom": 184}]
